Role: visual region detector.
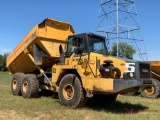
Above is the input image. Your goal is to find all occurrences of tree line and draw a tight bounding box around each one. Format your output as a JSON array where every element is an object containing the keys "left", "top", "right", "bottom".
[{"left": 0, "top": 53, "right": 9, "bottom": 72}]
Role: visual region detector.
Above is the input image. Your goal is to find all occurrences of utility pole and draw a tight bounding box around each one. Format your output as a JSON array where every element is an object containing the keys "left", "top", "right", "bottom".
[{"left": 116, "top": 0, "right": 119, "bottom": 57}]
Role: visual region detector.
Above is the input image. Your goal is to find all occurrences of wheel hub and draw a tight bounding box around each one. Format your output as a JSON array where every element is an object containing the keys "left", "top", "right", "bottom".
[
  {"left": 23, "top": 81, "right": 28, "bottom": 93},
  {"left": 63, "top": 84, "right": 74, "bottom": 100},
  {"left": 12, "top": 80, "right": 17, "bottom": 90},
  {"left": 144, "top": 86, "right": 155, "bottom": 95}
]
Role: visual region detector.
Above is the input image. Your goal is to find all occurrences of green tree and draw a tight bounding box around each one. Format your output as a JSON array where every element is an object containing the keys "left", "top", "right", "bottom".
[
  {"left": 0, "top": 53, "right": 9, "bottom": 71},
  {"left": 111, "top": 42, "right": 136, "bottom": 59},
  {"left": 0, "top": 54, "right": 3, "bottom": 70}
]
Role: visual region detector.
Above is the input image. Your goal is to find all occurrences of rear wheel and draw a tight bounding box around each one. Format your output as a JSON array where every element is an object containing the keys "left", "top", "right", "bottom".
[
  {"left": 21, "top": 74, "right": 39, "bottom": 98},
  {"left": 11, "top": 73, "right": 24, "bottom": 95},
  {"left": 58, "top": 74, "right": 87, "bottom": 108},
  {"left": 140, "top": 79, "right": 160, "bottom": 98}
]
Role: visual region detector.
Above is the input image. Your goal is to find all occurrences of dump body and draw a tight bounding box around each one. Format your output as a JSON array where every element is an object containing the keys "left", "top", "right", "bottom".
[
  {"left": 7, "top": 18, "right": 75, "bottom": 74},
  {"left": 150, "top": 61, "right": 160, "bottom": 81}
]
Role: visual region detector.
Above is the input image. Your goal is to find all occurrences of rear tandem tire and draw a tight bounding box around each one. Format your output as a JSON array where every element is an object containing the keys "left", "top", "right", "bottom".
[
  {"left": 140, "top": 79, "right": 160, "bottom": 98},
  {"left": 58, "top": 74, "right": 87, "bottom": 108},
  {"left": 11, "top": 73, "right": 24, "bottom": 95},
  {"left": 21, "top": 74, "right": 39, "bottom": 98}
]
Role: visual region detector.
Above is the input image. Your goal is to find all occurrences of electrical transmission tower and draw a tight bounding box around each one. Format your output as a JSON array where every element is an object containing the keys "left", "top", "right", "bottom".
[{"left": 96, "top": 0, "right": 147, "bottom": 60}]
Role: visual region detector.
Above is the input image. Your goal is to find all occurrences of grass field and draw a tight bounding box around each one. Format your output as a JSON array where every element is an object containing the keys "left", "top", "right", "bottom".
[{"left": 0, "top": 72, "right": 160, "bottom": 120}]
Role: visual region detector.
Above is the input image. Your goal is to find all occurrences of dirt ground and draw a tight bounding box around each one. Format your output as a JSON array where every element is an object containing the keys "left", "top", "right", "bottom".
[{"left": 0, "top": 110, "right": 47, "bottom": 120}]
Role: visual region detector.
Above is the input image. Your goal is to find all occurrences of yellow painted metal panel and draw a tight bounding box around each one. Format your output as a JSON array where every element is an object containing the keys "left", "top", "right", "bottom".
[
  {"left": 150, "top": 61, "right": 160, "bottom": 80},
  {"left": 82, "top": 78, "right": 113, "bottom": 91},
  {"left": 90, "top": 53, "right": 127, "bottom": 78},
  {"left": 38, "top": 18, "right": 75, "bottom": 41},
  {"left": 93, "top": 78, "right": 113, "bottom": 91}
]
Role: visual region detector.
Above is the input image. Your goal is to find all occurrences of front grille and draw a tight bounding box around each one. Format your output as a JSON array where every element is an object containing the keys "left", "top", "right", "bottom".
[{"left": 139, "top": 63, "right": 151, "bottom": 78}]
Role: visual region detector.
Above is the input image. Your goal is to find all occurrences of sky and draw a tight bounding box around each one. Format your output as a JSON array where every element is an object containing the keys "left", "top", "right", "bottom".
[{"left": 0, "top": 0, "right": 160, "bottom": 61}]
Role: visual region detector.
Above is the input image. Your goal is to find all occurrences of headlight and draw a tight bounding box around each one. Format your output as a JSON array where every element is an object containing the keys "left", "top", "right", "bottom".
[{"left": 129, "top": 72, "right": 134, "bottom": 78}]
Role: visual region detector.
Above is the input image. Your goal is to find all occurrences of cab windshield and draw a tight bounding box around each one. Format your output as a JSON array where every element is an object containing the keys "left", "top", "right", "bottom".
[{"left": 88, "top": 35, "right": 108, "bottom": 55}]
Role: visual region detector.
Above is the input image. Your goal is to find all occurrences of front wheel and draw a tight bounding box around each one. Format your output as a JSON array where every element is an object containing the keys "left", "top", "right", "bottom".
[
  {"left": 140, "top": 79, "right": 160, "bottom": 98},
  {"left": 58, "top": 74, "right": 87, "bottom": 108}
]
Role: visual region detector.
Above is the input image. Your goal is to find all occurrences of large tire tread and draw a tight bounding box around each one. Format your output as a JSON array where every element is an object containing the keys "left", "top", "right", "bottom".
[
  {"left": 21, "top": 74, "right": 39, "bottom": 98},
  {"left": 140, "top": 79, "right": 160, "bottom": 98},
  {"left": 11, "top": 73, "right": 24, "bottom": 95},
  {"left": 59, "top": 74, "right": 87, "bottom": 108},
  {"left": 73, "top": 77, "right": 87, "bottom": 108}
]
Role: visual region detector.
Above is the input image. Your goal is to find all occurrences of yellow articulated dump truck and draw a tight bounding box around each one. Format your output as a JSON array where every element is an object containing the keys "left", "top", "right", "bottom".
[
  {"left": 7, "top": 18, "right": 153, "bottom": 108},
  {"left": 140, "top": 61, "right": 160, "bottom": 98}
]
